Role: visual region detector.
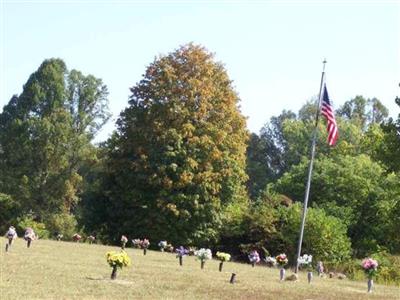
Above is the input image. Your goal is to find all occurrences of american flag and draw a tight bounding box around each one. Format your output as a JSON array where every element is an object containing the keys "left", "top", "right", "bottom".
[{"left": 321, "top": 84, "right": 338, "bottom": 146}]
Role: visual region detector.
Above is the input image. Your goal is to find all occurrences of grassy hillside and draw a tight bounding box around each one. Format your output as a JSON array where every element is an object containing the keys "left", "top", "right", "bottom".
[{"left": 1, "top": 238, "right": 399, "bottom": 299}]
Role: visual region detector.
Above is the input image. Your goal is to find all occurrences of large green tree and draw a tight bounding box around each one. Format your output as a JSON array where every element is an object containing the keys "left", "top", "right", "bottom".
[
  {"left": 102, "top": 44, "right": 249, "bottom": 245},
  {"left": 0, "top": 59, "right": 110, "bottom": 227},
  {"left": 273, "top": 154, "right": 400, "bottom": 254}
]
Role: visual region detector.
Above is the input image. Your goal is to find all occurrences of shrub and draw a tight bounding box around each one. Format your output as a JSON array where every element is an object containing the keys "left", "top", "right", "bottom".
[
  {"left": 45, "top": 213, "right": 77, "bottom": 239},
  {"left": 343, "top": 251, "right": 400, "bottom": 286},
  {"left": 272, "top": 203, "right": 351, "bottom": 264},
  {"left": 17, "top": 215, "right": 49, "bottom": 239}
]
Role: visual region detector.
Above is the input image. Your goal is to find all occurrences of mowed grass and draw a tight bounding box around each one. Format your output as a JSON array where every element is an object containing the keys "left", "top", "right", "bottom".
[{"left": 1, "top": 239, "right": 399, "bottom": 300}]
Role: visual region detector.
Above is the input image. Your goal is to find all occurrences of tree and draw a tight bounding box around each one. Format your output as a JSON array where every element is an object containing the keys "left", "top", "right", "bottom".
[
  {"left": 375, "top": 97, "right": 400, "bottom": 173},
  {"left": 273, "top": 154, "right": 400, "bottom": 255},
  {"left": 245, "top": 110, "right": 296, "bottom": 199},
  {"left": 0, "top": 58, "right": 110, "bottom": 225},
  {"left": 336, "top": 96, "right": 388, "bottom": 129},
  {"left": 102, "top": 44, "right": 249, "bottom": 245},
  {"left": 246, "top": 133, "right": 272, "bottom": 199}
]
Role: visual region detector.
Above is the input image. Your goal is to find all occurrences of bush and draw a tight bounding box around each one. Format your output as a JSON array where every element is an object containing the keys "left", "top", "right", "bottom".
[
  {"left": 45, "top": 213, "right": 78, "bottom": 239},
  {"left": 272, "top": 203, "right": 352, "bottom": 264},
  {"left": 17, "top": 215, "right": 50, "bottom": 239},
  {"left": 342, "top": 251, "right": 400, "bottom": 286}
]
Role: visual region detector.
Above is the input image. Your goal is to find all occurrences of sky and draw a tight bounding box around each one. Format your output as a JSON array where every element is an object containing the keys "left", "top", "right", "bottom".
[{"left": 1, "top": 0, "right": 399, "bottom": 142}]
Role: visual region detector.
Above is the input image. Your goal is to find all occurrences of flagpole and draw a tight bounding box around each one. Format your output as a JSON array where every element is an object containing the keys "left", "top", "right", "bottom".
[{"left": 295, "top": 59, "right": 327, "bottom": 274}]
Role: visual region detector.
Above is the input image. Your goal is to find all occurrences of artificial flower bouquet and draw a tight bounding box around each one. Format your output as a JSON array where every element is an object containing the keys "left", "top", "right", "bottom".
[
  {"left": 361, "top": 258, "right": 378, "bottom": 279},
  {"left": 195, "top": 248, "right": 212, "bottom": 269},
  {"left": 158, "top": 240, "right": 167, "bottom": 251},
  {"left": 276, "top": 253, "right": 288, "bottom": 267},
  {"left": 248, "top": 250, "right": 260, "bottom": 267},
  {"left": 264, "top": 256, "right": 277, "bottom": 267},
  {"left": 106, "top": 250, "right": 131, "bottom": 280},
  {"left": 216, "top": 251, "right": 231, "bottom": 272},
  {"left": 176, "top": 246, "right": 189, "bottom": 266},
  {"left": 298, "top": 254, "right": 313, "bottom": 271}
]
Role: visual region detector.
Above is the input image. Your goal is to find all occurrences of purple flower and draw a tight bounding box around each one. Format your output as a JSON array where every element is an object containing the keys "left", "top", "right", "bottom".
[
  {"left": 176, "top": 246, "right": 189, "bottom": 257},
  {"left": 248, "top": 250, "right": 260, "bottom": 263}
]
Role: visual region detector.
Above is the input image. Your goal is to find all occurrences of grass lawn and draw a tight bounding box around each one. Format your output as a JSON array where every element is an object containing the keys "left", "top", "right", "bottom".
[{"left": 1, "top": 238, "right": 399, "bottom": 299}]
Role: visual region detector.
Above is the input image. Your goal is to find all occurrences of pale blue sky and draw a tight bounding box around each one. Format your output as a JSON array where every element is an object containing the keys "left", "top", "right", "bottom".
[{"left": 1, "top": 1, "right": 399, "bottom": 142}]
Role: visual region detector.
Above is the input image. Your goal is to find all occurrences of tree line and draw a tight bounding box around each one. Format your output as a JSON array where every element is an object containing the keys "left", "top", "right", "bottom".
[{"left": 1, "top": 44, "right": 399, "bottom": 266}]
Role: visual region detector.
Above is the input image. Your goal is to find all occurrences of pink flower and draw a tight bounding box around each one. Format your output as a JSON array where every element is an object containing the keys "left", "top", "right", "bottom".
[
  {"left": 72, "top": 233, "right": 82, "bottom": 242},
  {"left": 248, "top": 250, "right": 260, "bottom": 263},
  {"left": 361, "top": 258, "right": 378, "bottom": 270}
]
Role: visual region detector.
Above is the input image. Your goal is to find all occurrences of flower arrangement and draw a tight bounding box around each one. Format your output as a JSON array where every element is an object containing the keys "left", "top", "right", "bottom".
[
  {"left": 106, "top": 250, "right": 131, "bottom": 280},
  {"left": 361, "top": 258, "right": 378, "bottom": 279},
  {"left": 165, "top": 243, "right": 174, "bottom": 253},
  {"left": 276, "top": 253, "right": 288, "bottom": 267},
  {"left": 176, "top": 246, "right": 189, "bottom": 266},
  {"left": 141, "top": 238, "right": 150, "bottom": 249},
  {"left": 6, "top": 226, "right": 17, "bottom": 240},
  {"left": 316, "top": 261, "right": 324, "bottom": 276},
  {"left": 121, "top": 235, "right": 128, "bottom": 249},
  {"left": 142, "top": 239, "right": 150, "bottom": 255},
  {"left": 248, "top": 250, "right": 260, "bottom": 267},
  {"left": 5, "top": 226, "right": 17, "bottom": 252},
  {"left": 158, "top": 240, "right": 167, "bottom": 251},
  {"left": 298, "top": 254, "right": 313, "bottom": 271},
  {"left": 87, "top": 235, "right": 96, "bottom": 244},
  {"left": 195, "top": 248, "right": 212, "bottom": 269},
  {"left": 72, "top": 233, "right": 82, "bottom": 242},
  {"left": 275, "top": 253, "right": 288, "bottom": 281},
  {"left": 298, "top": 254, "right": 313, "bottom": 283},
  {"left": 188, "top": 246, "right": 197, "bottom": 256},
  {"left": 216, "top": 252, "right": 231, "bottom": 262},
  {"left": 132, "top": 239, "right": 142, "bottom": 248},
  {"left": 362, "top": 258, "right": 378, "bottom": 293},
  {"left": 264, "top": 256, "right": 277, "bottom": 267},
  {"left": 56, "top": 233, "right": 63, "bottom": 241},
  {"left": 24, "top": 228, "right": 36, "bottom": 248},
  {"left": 131, "top": 238, "right": 150, "bottom": 254},
  {"left": 216, "top": 251, "right": 231, "bottom": 272},
  {"left": 176, "top": 246, "right": 189, "bottom": 257}
]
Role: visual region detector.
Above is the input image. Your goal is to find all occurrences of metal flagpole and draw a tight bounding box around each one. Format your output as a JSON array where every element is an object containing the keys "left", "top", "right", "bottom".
[{"left": 295, "top": 59, "right": 327, "bottom": 274}]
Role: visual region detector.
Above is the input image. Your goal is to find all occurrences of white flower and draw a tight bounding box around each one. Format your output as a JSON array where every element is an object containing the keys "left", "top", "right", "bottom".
[
  {"left": 195, "top": 248, "right": 212, "bottom": 260},
  {"left": 158, "top": 240, "right": 167, "bottom": 248},
  {"left": 265, "top": 256, "right": 277, "bottom": 266},
  {"left": 298, "top": 254, "right": 313, "bottom": 265}
]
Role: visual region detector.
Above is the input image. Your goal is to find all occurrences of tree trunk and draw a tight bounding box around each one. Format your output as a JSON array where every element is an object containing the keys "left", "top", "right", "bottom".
[{"left": 111, "top": 265, "right": 117, "bottom": 280}]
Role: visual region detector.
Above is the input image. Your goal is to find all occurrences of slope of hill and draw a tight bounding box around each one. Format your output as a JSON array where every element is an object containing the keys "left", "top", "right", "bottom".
[{"left": 1, "top": 239, "right": 399, "bottom": 299}]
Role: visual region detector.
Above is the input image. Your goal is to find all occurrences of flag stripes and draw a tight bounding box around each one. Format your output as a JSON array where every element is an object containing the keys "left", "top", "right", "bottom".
[{"left": 321, "top": 84, "right": 338, "bottom": 146}]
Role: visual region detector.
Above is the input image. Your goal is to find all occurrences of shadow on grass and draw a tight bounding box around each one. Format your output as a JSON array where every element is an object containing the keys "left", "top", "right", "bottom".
[{"left": 85, "top": 276, "right": 134, "bottom": 285}]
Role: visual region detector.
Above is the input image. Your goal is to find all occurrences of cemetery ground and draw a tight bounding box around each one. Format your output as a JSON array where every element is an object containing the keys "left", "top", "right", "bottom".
[{"left": 1, "top": 239, "right": 399, "bottom": 300}]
